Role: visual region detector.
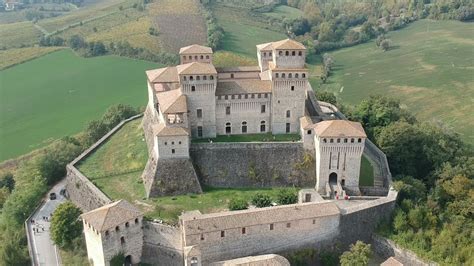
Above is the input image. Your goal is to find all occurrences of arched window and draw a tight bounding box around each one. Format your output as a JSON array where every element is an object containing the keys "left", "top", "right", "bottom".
[
  {"left": 230, "top": 73, "right": 234, "bottom": 78},
  {"left": 292, "top": 51, "right": 296, "bottom": 56},
  {"left": 125, "top": 222, "right": 129, "bottom": 228},
  {"left": 269, "top": 52, "right": 272, "bottom": 56},
  {"left": 286, "top": 110, "right": 291, "bottom": 118},
  {"left": 295, "top": 73, "right": 299, "bottom": 78},
  {"left": 210, "top": 75, "right": 214, "bottom": 80},
  {"left": 188, "top": 56, "right": 192, "bottom": 60},
  {"left": 275, "top": 73, "right": 279, "bottom": 78},
  {"left": 200, "top": 55, "right": 204, "bottom": 59},
  {"left": 282, "top": 73, "right": 286, "bottom": 78},
  {"left": 298, "top": 51, "right": 303, "bottom": 56},
  {"left": 242, "top": 121, "right": 247, "bottom": 133},
  {"left": 183, "top": 76, "right": 187, "bottom": 81},
  {"left": 191, "top": 257, "right": 199, "bottom": 266},
  {"left": 203, "top": 75, "right": 207, "bottom": 80},
  {"left": 206, "top": 55, "right": 210, "bottom": 59},
  {"left": 191, "top": 85, "right": 196, "bottom": 92},
  {"left": 196, "top": 76, "right": 200, "bottom": 80},
  {"left": 105, "top": 230, "right": 109, "bottom": 236},
  {"left": 351, "top": 138, "right": 355, "bottom": 143},
  {"left": 182, "top": 56, "right": 186, "bottom": 61},
  {"left": 285, "top": 51, "right": 289, "bottom": 56},
  {"left": 279, "top": 51, "right": 283, "bottom": 56},
  {"left": 291, "top": 85, "right": 295, "bottom": 91},
  {"left": 323, "top": 138, "right": 327, "bottom": 143},
  {"left": 135, "top": 218, "right": 139, "bottom": 224},
  {"left": 263, "top": 52, "right": 266, "bottom": 56},
  {"left": 120, "top": 236, "right": 125, "bottom": 245},
  {"left": 190, "top": 76, "right": 194, "bottom": 81},
  {"left": 358, "top": 138, "right": 362, "bottom": 143},
  {"left": 226, "top": 123, "right": 231, "bottom": 134},
  {"left": 260, "top": 121, "right": 266, "bottom": 132},
  {"left": 115, "top": 226, "right": 120, "bottom": 232},
  {"left": 302, "top": 73, "right": 306, "bottom": 78},
  {"left": 288, "top": 73, "right": 292, "bottom": 78},
  {"left": 194, "top": 55, "right": 198, "bottom": 60}
]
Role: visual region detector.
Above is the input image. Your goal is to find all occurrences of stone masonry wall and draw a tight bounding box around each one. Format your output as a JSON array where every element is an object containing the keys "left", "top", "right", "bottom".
[
  {"left": 372, "top": 234, "right": 437, "bottom": 266},
  {"left": 190, "top": 142, "right": 315, "bottom": 188},
  {"left": 66, "top": 166, "right": 111, "bottom": 212},
  {"left": 142, "top": 222, "right": 183, "bottom": 266}
]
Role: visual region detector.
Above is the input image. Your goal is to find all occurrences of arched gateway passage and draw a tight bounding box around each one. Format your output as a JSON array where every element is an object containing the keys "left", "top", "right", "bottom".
[
  {"left": 124, "top": 255, "right": 132, "bottom": 266},
  {"left": 329, "top": 172, "right": 338, "bottom": 184}
]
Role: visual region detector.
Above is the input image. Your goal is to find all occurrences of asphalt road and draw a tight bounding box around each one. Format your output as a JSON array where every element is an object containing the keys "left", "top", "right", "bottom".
[{"left": 27, "top": 179, "right": 67, "bottom": 266}]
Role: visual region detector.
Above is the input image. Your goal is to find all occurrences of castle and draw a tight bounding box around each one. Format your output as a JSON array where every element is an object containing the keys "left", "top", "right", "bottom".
[{"left": 68, "top": 39, "right": 397, "bottom": 266}]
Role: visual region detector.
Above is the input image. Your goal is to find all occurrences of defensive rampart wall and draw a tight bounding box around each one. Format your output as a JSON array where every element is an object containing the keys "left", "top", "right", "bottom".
[
  {"left": 142, "top": 222, "right": 183, "bottom": 266},
  {"left": 190, "top": 142, "right": 315, "bottom": 188}
]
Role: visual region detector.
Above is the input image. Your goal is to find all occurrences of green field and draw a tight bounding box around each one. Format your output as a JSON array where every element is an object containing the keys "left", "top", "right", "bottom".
[
  {"left": 77, "top": 118, "right": 295, "bottom": 224},
  {"left": 318, "top": 20, "right": 474, "bottom": 144},
  {"left": 0, "top": 49, "right": 158, "bottom": 162},
  {"left": 263, "top": 5, "right": 303, "bottom": 20}
]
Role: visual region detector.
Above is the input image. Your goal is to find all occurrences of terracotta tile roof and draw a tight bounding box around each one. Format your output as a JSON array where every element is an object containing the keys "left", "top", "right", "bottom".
[
  {"left": 176, "top": 62, "right": 217, "bottom": 75},
  {"left": 256, "top": 42, "right": 274, "bottom": 51},
  {"left": 381, "top": 257, "right": 404, "bottom": 266},
  {"left": 152, "top": 123, "right": 189, "bottom": 137},
  {"left": 81, "top": 200, "right": 142, "bottom": 232},
  {"left": 272, "top": 38, "right": 306, "bottom": 50},
  {"left": 146, "top": 67, "right": 179, "bottom": 83},
  {"left": 216, "top": 66, "right": 260, "bottom": 73},
  {"left": 210, "top": 254, "right": 290, "bottom": 266},
  {"left": 179, "top": 44, "right": 213, "bottom": 54},
  {"left": 216, "top": 80, "right": 272, "bottom": 96},
  {"left": 313, "top": 120, "right": 367, "bottom": 138},
  {"left": 300, "top": 116, "right": 315, "bottom": 130},
  {"left": 156, "top": 89, "right": 187, "bottom": 113},
  {"left": 180, "top": 201, "right": 340, "bottom": 235}
]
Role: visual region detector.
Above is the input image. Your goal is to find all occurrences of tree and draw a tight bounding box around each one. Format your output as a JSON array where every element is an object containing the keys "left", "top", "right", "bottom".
[
  {"left": 303, "top": 2, "right": 322, "bottom": 25},
  {"left": 276, "top": 188, "right": 298, "bottom": 205},
  {"left": 0, "top": 232, "right": 30, "bottom": 266},
  {"left": 340, "top": 241, "right": 372, "bottom": 266},
  {"left": 251, "top": 193, "right": 272, "bottom": 208},
  {"left": 228, "top": 198, "right": 248, "bottom": 211},
  {"left": 68, "top": 35, "right": 85, "bottom": 50},
  {"left": 50, "top": 202, "right": 83, "bottom": 248},
  {"left": 380, "top": 39, "right": 391, "bottom": 51},
  {"left": 316, "top": 91, "right": 337, "bottom": 105},
  {"left": 0, "top": 187, "right": 10, "bottom": 209},
  {"left": 0, "top": 172, "right": 15, "bottom": 192}
]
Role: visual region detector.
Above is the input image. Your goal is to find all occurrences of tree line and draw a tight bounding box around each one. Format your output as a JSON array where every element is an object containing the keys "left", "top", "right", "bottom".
[{"left": 0, "top": 104, "right": 140, "bottom": 265}]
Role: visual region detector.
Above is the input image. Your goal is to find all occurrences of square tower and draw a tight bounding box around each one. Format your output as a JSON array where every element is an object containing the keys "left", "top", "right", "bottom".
[{"left": 179, "top": 44, "right": 213, "bottom": 64}]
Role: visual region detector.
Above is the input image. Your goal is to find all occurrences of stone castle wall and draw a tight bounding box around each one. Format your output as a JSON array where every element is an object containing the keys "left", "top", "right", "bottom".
[
  {"left": 190, "top": 142, "right": 315, "bottom": 188},
  {"left": 142, "top": 222, "right": 183, "bottom": 266}
]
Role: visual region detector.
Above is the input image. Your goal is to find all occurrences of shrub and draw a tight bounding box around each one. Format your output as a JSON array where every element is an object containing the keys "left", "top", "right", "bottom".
[
  {"left": 277, "top": 188, "right": 298, "bottom": 205},
  {"left": 340, "top": 241, "right": 372, "bottom": 266},
  {"left": 251, "top": 193, "right": 272, "bottom": 208},
  {"left": 228, "top": 198, "right": 248, "bottom": 211}
]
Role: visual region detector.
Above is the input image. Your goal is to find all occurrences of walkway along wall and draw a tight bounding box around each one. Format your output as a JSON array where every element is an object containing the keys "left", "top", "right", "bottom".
[
  {"left": 190, "top": 142, "right": 315, "bottom": 188},
  {"left": 65, "top": 114, "right": 143, "bottom": 211}
]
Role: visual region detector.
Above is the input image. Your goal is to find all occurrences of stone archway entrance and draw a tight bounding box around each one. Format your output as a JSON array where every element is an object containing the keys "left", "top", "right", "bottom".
[
  {"left": 329, "top": 172, "right": 337, "bottom": 184},
  {"left": 124, "top": 255, "right": 132, "bottom": 266}
]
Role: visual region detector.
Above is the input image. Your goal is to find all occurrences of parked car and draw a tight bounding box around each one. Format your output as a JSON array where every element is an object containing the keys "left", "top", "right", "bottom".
[{"left": 49, "top": 193, "right": 57, "bottom": 200}]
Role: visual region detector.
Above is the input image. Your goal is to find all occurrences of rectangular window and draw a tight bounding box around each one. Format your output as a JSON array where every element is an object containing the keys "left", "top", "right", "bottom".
[
  {"left": 221, "top": 231, "right": 225, "bottom": 237},
  {"left": 313, "top": 219, "right": 316, "bottom": 224},
  {"left": 171, "top": 149, "right": 175, "bottom": 154},
  {"left": 286, "top": 222, "right": 291, "bottom": 228},
  {"left": 270, "top": 224, "right": 274, "bottom": 230},
  {"left": 197, "top": 109, "right": 202, "bottom": 118},
  {"left": 226, "top": 106, "right": 231, "bottom": 115},
  {"left": 200, "top": 234, "right": 204, "bottom": 240},
  {"left": 197, "top": 126, "right": 203, "bottom": 138},
  {"left": 261, "top": 105, "right": 266, "bottom": 113},
  {"left": 286, "top": 123, "right": 290, "bottom": 133},
  {"left": 242, "top": 227, "right": 246, "bottom": 234}
]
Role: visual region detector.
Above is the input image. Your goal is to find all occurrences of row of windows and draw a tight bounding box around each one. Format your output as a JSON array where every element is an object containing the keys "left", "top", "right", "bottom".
[
  {"left": 275, "top": 72, "right": 306, "bottom": 79},
  {"left": 262, "top": 52, "right": 272, "bottom": 57},
  {"left": 99, "top": 218, "right": 140, "bottom": 237},
  {"left": 183, "top": 75, "right": 215, "bottom": 81},
  {"left": 222, "top": 121, "right": 291, "bottom": 134},
  {"left": 164, "top": 141, "right": 182, "bottom": 145},
  {"left": 278, "top": 50, "right": 304, "bottom": 56},
  {"left": 182, "top": 55, "right": 210, "bottom": 60},
  {"left": 323, "top": 138, "right": 363, "bottom": 143},
  {"left": 217, "top": 93, "right": 270, "bottom": 100},
  {"left": 200, "top": 219, "right": 318, "bottom": 240}
]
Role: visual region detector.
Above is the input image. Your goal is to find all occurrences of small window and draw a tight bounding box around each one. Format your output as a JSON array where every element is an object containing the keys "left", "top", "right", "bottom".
[
  {"left": 292, "top": 51, "right": 296, "bottom": 56},
  {"left": 179, "top": 141, "right": 182, "bottom": 144},
  {"left": 197, "top": 126, "right": 203, "bottom": 137},
  {"left": 263, "top": 52, "right": 266, "bottom": 56},
  {"left": 313, "top": 219, "right": 316, "bottom": 224},
  {"left": 286, "top": 110, "right": 291, "bottom": 118},
  {"left": 330, "top": 139, "right": 334, "bottom": 143},
  {"left": 115, "top": 226, "right": 120, "bottom": 232},
  {"left": 183, "top": 76, "right": 187, "bottom": 81},
  {"left": 171, "top": 149, "right": 175, "bottom": 154},
  {"left": 125, "top": 222, "right": 129, "bottom": 228},
  {"left": 260, "top": 121, "right": 266, "bottom": 132},
  {"left": 164, "top": 142, "right": 167, "bottom": 145},
  {"left": 285, "top": 51, "right": 289, "bottom": 56},
  {"left": 191, "top": 85, "right": 195, "bottom": 92},
  {"left": 245, "top": 94, "right": 248, "bottom": 99},
  {"left": 289, "top": 73, "right": 292, "bottom": 78},
  {"left": 270, "top": 224, "right": 274, "bottom": 230},
  {"left": 226, "top": 123, "right": 231, "bottom": 134},
  {"left": 291, "top": 86, "right": 295, "bottom": 91},
  {"left": 226, "top": 106, "right": 231, "bottom": 115},
  {"left": 105, "top": 230, "right": 109, "bottom": 236},
  {"left": 121, "top": 236, "right": 125, "bottom": 245},
  {"left": 298, "top": 51, "right": 303, "bottom": 56},
  {"left": 269, "top": 52, "right": 272, "bottom": 56},
  {"left": 351, "top": 138, "right": 355, "bottom": 143},
  {"left": 194, "top": 55, "right": 198, "bottom": 60},
  {"left": 200, "top": 55, "right": 204, "bottom": 59},
  {"left": 242, "top": 227, "right": 246, "bottom": 234},
  {"left": 358, "top": 138, "right": 362, "bottom": 143},
  {"left": 230, "top": 73, "right": 234, "bottom": 79},
  {"left": 221, "top": 231, "right": 225, "bottom": 237},
  {"left": 200, "top": 234, "right": 204, "bottom": 240},
  {"left": 276, "top": 73, "right": 279, "bottom": 78},
  {"left": 337, "top": 139, "right": 340, "bottom": 143},
  {"left": 210, "top": 75, "right": 214, "bottom": 80},
  {"left": 206, "top": 55, "right": 210, "bottom": 59},
  {"left": 190, "top": 76, "right": 194, "bottom": 80},
  {"left": 286, "top": 123, "right": 290, "bottom": 133},
  {"left": 196, "top": 76, "right": 200, "bottom": 81},
  {"left": 261, "top": 105, "right": 266, "bottom": 113},
  {"left": 344, "top": 138, "right": 348, "bottom": 143},
  {"left": 242, "top": 122, "right": 247, "bottom": 133},
  {"left": 282, "top": 73, "right": 286, "bottom": 78},
  {"left": 295, "top": 73, "right": 299, "bottom": 78},
  {"left": 188, "top": 56, "right": 192, "bottom": 60},
  {"left": 197, "top": 109, "right": 202, "bottom": 118},
  {"left": 258, "top": 94, "right": 262, "bottom": 99},
  {"left": 172, "top": 141, "right": 175, "bottom": 145},
  {"left": 307, "top": 130, "right": 311, "bottom": 135},
  {"left": 251, "top": 94, "right": 255, "bottom": 99},
  {"left": 279, "top": 51, "right": 283, "bottom": 56},
  {"left": 135, "top": 218, "right": 139, "bottom": 224},
  {"left": 182, "top": 56, "right": 186, "bottom": 60},
  {"left": 203, "top": 76, "right": 207, "bottom": 80},
  {"left": 302, "top": 73, "right": 306, "bottom": 78},
  {"left": 286, "top": 222, "right": 291, "bottom": 228}
]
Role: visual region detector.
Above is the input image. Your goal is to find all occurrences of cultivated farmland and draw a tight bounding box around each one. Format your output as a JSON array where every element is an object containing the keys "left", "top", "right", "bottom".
[
  {"left": 0, "top": 46, "right": 64, "bottom": 70},
  {"left": 0, "top": 49, "right": 158, "bottom": 161},
  {"left": 318, "top": 20, "right": 474, "bottom": 144}
]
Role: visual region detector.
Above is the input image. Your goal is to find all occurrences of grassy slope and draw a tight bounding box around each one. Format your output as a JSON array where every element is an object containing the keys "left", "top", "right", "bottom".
[
  {"left": 318, "top": 20, "right": 474, "bottom": 144},
  {"left": 359, "top": 155, "right": 374, "bottom": 186},
  {"left": 0, "top": 49, "right": 158, "bottom": 161},
  {"left": 77, "top": 118, "right": 289, "bottom": 223},
  {"left": 263, "top": 5, "right": 303, "bottom": 20},
  {"left": 0, "top": 46, "right": 64, "bottom": 70}
]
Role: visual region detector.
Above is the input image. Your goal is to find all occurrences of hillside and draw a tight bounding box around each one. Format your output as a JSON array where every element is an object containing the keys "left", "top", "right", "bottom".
[{"left": 318, "top": 20, "right": 474, "bottom": 144}]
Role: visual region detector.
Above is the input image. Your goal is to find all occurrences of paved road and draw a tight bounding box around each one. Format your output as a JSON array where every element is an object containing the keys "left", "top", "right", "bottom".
[{"left": 27, "top": 179, "right": 67, "bottom": 266}]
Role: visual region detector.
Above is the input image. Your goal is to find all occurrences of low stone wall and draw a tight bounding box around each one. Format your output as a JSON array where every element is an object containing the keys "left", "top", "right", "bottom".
[
  {"left": 372, "top": 234, "right": 437, "bottom": 266},
  {"left": 190, "top": 142, "right": 315, "bottom": 188},
  {"left": 142, "top": 222, "right": 183, "bottom": 266},
  {"left": 65, "top": 114, "right": 142, "bottom": 211}
]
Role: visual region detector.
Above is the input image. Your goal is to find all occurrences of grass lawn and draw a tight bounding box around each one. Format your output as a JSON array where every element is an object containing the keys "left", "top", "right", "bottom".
[
  {"left": 0, "top": 49, "right": 158, "bottom": 162},
  {"left": 359, "top": 155, "right": 374, "bottom": 186},
  {"left": 192, "top": 133, "right": 301, "bottom": 143},
  {"left": 318, "top": 20, "right": 474, "bottom": 144},
  {"left": 263, "top": 5, "right": 303, "bottom": 20},
  {"left": 0, "top": 46, "right": 64, "bottom": 70},
  {"left": 77, "top": 119, "right": 297, "bottom": 224}
]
